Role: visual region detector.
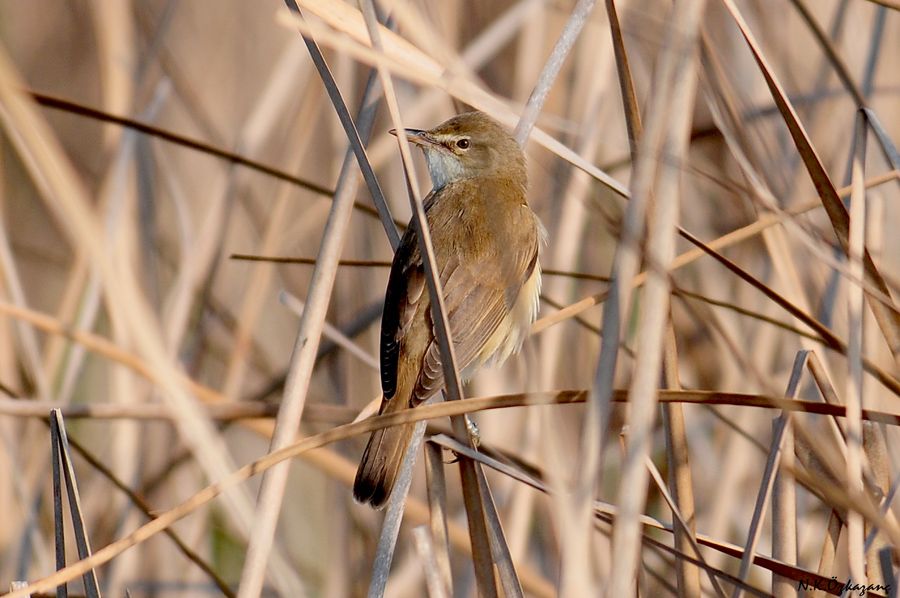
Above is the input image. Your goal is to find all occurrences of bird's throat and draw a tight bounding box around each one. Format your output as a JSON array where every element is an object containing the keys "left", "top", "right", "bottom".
[{"left": 424, "top": 150, "right": 466, "bottom": 190}]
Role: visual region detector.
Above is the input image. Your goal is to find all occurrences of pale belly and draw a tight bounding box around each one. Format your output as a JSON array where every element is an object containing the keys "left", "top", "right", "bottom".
[{"left": 466, "top": 263, "right": 542, "bottom": 376}]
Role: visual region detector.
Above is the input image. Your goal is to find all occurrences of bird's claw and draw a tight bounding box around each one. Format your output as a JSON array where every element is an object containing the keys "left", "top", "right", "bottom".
[
  {"left": 442, "top": 417, "right": 482, "bottom": 464},
  {"left": 465, "top": 415, "right": 481, "bottom": 448}
]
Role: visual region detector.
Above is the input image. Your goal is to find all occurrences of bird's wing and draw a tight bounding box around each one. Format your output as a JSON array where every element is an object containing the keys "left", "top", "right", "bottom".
[
  {"left": 379, "top": 228, "right": 425, "bottom": 401},
  {"left": 412, "top": 242, "right": 537, "bottom": 403},
  {"left": 410, "top": 182, "right": 540, "bottom": 402},
  {"left": 380, "top": 185, "right": 539, "bottom": 406}
]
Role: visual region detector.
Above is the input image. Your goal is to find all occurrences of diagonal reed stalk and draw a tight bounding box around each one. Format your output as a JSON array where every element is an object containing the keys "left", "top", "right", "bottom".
[
  {"left": 720, "top": 0, "right": 900, "bottom": 363},
  {"left": 0, "top": 32, "right": 298, "bottom": 593},
  {"left": 3, "top": 1, "right": 900, "bottom": 594},
  {"left": 605, "top": 0, "right": 706, "bottom": 591},
  {"left": 15, "top": 381, "right": 900, "bottom": 598},
  {"left": 356, "top": 3, "right": 500, "bottom": 596},
  {"left": 235, "top": 3, "right": 390, "bottom": 596}
]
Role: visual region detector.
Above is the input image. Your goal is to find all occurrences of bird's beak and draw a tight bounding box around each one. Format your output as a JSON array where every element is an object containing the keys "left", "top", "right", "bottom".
[{"left": 389, "top": 128, "right": 439, "bottom": 148}]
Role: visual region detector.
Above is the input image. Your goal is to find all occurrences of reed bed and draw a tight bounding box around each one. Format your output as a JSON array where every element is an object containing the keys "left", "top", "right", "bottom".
[{"left": 0, "top": 0, "right": 899, "bottom": 596}]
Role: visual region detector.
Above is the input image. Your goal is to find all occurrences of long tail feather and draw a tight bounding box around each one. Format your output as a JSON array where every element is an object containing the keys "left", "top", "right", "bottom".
[{"left": 353, "top": 419, "right": 415, "bottom": 509}]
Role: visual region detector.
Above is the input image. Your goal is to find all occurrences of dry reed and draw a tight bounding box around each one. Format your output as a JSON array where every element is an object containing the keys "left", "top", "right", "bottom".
[{"left": 1, "top": 1, "right": 899, "bottom": 596}]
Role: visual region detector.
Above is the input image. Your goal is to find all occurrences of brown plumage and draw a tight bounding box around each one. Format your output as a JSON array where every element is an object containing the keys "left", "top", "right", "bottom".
[{"left": 353, "top": 112, "right": 543, "bottom": 508}]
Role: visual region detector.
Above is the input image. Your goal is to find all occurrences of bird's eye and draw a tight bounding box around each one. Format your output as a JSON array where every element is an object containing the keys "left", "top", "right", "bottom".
[{"left": 456, "top": 138, "right": 470, "bottom": 150}]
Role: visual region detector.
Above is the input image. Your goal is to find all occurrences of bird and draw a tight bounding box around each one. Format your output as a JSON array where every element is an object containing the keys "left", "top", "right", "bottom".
[{"left": 353, "top": 111, "right": 544, "bottom": 509}]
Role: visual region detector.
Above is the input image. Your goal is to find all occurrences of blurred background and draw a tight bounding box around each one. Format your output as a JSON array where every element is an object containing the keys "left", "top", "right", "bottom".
[{"left": 0, "top": 0, "right": 899, "bottom": 595}]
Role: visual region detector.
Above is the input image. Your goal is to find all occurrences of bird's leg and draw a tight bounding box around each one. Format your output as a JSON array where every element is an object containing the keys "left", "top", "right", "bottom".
[{"left": 439, "top": 416, "right": 482, "bottom": 464}]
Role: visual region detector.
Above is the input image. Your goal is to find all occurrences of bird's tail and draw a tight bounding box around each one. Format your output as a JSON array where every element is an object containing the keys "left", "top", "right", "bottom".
[{"left": 353, "top": 398, "right": 415, "bottom": 509}]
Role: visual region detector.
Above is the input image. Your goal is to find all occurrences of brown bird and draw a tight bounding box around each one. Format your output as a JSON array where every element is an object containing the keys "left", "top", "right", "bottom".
[{"left": 353, "top": 111, "right": 544, "bottom": 508}]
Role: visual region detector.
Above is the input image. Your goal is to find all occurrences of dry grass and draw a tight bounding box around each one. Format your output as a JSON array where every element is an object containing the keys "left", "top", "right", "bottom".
[{"left": 1, "top": 0, "right": 899, "bottom": 596}]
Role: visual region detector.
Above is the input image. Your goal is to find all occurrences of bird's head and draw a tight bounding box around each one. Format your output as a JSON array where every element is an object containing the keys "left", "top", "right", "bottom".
[{"left": 391, "top": 111, "right": 526, "bottom": 190}]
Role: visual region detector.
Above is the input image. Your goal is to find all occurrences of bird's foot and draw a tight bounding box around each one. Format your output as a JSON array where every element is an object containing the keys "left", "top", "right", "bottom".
[{"left": 465, "top": 415, "right": 481, "bottom": 448}]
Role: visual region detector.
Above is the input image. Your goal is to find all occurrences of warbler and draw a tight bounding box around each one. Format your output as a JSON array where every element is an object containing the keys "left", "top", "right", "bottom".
[{"left": 353, "top": 111, "right": 544, "bottom": 508}]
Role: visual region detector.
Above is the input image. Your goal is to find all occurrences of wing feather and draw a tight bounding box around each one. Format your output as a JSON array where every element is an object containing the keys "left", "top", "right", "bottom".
[
  {"left": 380, "top": 181, "right": 540, "bottom": 406},
  {"left": 379, "top": 231, "right": 424, "bottom": 400},
  {"left": 412, "top": 234, "right": 537, "bottom": 402}
]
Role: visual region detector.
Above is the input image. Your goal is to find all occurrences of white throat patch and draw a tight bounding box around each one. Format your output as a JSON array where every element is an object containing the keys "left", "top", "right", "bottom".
[{"left": 423, "top": 149, "right": 466, "bottom": 189}]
